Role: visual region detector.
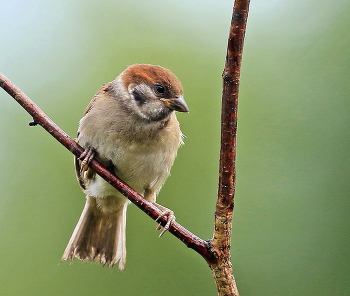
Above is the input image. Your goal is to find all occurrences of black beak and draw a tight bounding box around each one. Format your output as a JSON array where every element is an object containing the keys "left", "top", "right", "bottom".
[{"left": 160, "top": 96, "right": 189, "bottom": 113}]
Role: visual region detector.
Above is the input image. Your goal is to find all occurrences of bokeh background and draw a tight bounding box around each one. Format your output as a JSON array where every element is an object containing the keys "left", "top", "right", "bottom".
[{"left": 1, "top": 0, "right": 349, "bottom": 295}]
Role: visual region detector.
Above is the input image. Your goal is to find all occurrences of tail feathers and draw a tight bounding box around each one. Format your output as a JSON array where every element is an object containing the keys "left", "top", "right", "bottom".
[{"left": 62, "top": 196, "right": 128, "bottom": 270}]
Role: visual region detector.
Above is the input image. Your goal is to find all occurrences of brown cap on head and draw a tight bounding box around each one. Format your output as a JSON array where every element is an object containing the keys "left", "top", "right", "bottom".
[{"left": 120, "top": 64, "right": 183, "bottom": 98}]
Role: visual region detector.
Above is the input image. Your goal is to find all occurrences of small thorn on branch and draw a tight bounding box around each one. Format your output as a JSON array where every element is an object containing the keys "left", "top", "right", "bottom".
[{"left": 29, "top": 120, "right": 38, "bottom": 126}]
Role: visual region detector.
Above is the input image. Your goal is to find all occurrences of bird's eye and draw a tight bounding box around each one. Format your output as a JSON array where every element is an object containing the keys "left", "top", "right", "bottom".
[{"left": 154, "top": 84, "right": 166, "bottom": 94}]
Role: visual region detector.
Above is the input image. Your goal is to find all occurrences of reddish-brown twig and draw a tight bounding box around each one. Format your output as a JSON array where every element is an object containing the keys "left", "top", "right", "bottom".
[
  {"left": 209, "top": 1, "right": 250, "bottom": 295},
  {"left": 0, "top": 73, "right": 212, "bottom": 260}
]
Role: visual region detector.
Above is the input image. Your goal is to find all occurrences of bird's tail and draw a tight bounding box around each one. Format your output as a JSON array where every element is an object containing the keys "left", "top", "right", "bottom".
[{"left": 61, "top": 196, "right": 128, "bottom": 270}]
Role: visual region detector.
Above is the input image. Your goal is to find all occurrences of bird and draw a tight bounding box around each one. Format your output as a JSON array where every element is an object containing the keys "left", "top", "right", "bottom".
[{"left": 61, "top": 64, "right": 189, "bottom": 270}]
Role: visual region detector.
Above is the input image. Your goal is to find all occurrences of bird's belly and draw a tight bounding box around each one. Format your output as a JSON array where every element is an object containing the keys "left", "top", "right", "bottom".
[
  {"left": 115, "top": 147, "right": 174, "bottom": 192},
  {"left": 84, "top": 144, "right": 175, "bottom": 202}
]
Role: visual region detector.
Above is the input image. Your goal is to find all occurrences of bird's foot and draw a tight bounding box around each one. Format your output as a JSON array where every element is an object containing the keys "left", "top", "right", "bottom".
[
  {"left": 155, "top": 204, "right": 176, "bottom": 237},
  {"left": 79, "top": 147, "right": 96, "bottom": 172}
]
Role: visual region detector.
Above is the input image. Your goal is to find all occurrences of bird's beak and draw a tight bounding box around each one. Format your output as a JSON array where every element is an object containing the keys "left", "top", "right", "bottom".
[{"left": 160, "top": 96, "right": 189, "bottom": 113}]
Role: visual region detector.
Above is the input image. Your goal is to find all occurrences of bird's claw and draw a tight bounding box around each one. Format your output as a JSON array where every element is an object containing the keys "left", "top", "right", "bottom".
[
  {"left": 80, "top": 147, "right": 96, "bottom": 172},
  {"left": 155, "top": 208, "right": 176, "bottom": 237}
]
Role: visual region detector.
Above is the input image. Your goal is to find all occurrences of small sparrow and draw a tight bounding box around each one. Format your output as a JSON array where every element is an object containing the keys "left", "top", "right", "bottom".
[{"left": 61, "top": 64, "right": 189, "bottom": 270}]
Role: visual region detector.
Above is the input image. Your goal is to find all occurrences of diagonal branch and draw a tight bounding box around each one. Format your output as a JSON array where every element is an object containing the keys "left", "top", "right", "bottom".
[{"left": 0, "top": 73, "right": 213, "bottom": 261}]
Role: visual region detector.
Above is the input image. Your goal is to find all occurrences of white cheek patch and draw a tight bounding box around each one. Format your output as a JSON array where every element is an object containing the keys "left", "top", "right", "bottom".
[
  {"left": 128, "top": 84, "right": 167, "bottom": 121},
  {"left": 126, "top": 83, "right": 151, "bottom": 120}
]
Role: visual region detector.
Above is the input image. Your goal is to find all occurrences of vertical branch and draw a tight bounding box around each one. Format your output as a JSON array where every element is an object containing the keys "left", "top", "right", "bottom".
[{"left": 209, "top": 0, "right": 250, "bottom": 295}]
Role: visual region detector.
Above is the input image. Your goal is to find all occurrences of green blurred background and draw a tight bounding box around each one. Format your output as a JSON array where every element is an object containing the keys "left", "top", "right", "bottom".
[{"left": 1, "top": 0, "right": 349, "bottom": 295}]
